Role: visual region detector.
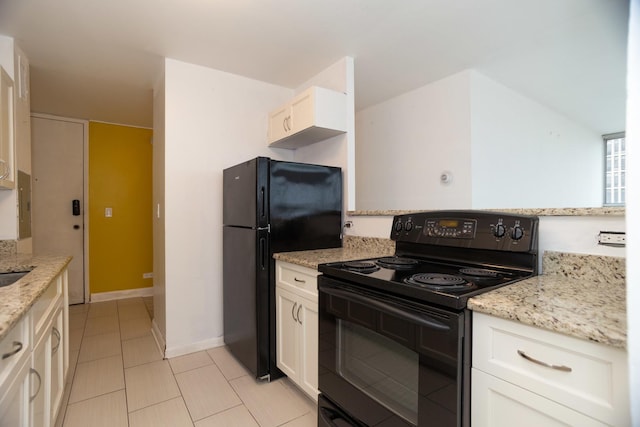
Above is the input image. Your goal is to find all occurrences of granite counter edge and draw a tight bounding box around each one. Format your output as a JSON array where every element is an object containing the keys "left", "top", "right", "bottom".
[{"left": 0, "top": 256, "right": 72, "bottom": 341}]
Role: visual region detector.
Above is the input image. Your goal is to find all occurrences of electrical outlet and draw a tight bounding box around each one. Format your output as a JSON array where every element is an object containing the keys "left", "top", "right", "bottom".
[
  {"left": 143, "top": 272, "right": 153, "bottom": 279},
  {"left": 598, "top": 231, "right": 625, "bottom": 246}
]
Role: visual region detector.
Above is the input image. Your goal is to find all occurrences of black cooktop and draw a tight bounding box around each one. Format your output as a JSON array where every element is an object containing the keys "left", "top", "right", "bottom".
[
  {"left": 319, "top": 255, "right": 533, "bottom": 310},
  {"left": 319, "top": 211, "right": 539, "bottom": 310}
]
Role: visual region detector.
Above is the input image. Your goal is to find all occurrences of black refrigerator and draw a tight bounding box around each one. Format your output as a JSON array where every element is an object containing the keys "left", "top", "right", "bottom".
[{"left": 222, "top": 157, "right": 342, "bottom": 380}]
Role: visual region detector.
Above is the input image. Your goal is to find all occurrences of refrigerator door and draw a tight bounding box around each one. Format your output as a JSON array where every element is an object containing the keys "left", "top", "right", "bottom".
[
  {"left": 223, "top": 157, "right": 269, "bottom": 229},
  {"left": 223, "top": 225, "right": 271, "bottom": 378},
  {"left": 269, "top": 161, "right": 342, "bottom": 253}
]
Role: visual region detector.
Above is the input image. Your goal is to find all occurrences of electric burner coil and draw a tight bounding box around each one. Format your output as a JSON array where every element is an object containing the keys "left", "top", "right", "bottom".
[
  {"left": 404, "top": 273, "right": 472, "bottom": 291},
  {"left": 375, "top": 257, "right": 419, "bottom": 270}
]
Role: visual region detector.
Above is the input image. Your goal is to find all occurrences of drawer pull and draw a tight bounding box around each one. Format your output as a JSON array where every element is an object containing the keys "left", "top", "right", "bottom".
[
  {"left": 52, "top": 327, "right": 62, "bottom": 354},
  {"left": 294, "top": 277, "right": 306, "bottom": 284},
  {"left": 29, "top": 368, "right": 42, "bottom": 402},
  {"left": 517, "top": 350, "right": 572, "bottom": 372},
  {"left": 2, "top": 341, "right": 23, "bottom": 360}
]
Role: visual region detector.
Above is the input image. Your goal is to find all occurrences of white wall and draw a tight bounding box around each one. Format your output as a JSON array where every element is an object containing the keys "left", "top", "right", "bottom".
[
  {"left": 355, "top": 69, "right": 604, "bottom": 211},
  {"left": 293, "top": 57, "right": 355, "bottom": 211},
  {"left": 161, "top": 58, "right": 293, "bottom": 357},
  {"left": 152, "top": 66, "right": 166, "bottom": 348},
  {"left": 470, "top": 71, "right": 603, "bottom": 209},
  {"left": 158, "top": 56, "right": 353, "bottom": 357},
  {"left": 356, "top": 71, "right": 473, "bottom": 210}
]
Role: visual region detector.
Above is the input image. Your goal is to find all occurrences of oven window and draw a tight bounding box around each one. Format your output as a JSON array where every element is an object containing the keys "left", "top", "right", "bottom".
[{"left": 337, "top": 319, "right": 418, "bottom": 425}]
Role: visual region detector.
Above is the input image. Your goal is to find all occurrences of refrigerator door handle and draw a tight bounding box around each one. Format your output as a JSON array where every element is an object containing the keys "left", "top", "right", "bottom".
[
  {"left": 259, "top": 237, "right": 267, "bottom": 270},
  {"left": 259, "top": 186, "right": 266, "bottom": 219}
]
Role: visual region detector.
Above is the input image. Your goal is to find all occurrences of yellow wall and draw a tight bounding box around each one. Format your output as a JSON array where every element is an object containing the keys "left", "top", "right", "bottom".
[{"left": 89, "top": 122, "right": 153, "bottom": 294}]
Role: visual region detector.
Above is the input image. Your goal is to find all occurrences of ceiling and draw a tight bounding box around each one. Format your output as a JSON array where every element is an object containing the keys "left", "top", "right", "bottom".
[{"left": 0, "top": 0, "right": 629, "bottom": 130}]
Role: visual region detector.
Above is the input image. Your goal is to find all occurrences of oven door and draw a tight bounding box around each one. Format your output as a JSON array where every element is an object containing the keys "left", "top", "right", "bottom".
[{"left": 318, "top": 276, "right": 468, "bottom": 427}]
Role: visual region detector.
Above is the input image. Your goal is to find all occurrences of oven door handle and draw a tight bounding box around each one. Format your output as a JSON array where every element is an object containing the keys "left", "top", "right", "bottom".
[
  {"left": 319, "top": 406, "right": 358, "bottom": 426},
  {"left": 321, "top": 286, "right": 450, "bottom": 332}
]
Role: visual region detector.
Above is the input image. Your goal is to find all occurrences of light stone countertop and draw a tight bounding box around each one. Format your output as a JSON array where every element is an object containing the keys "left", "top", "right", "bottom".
[
  {"left": 273, "top": 245, "right": 395, "bottom": 270},
  {"left": 468, "top": 252, "right": 627, "bottom": 349},
  {"left": 274, "top": 235, "right": 395, "bottom": 269},
  {"left": 0, "top": 254, "right": 72, "bottom": 341},
  {"left": 348, "top": 207, "right": 625, "bottom": 217}
]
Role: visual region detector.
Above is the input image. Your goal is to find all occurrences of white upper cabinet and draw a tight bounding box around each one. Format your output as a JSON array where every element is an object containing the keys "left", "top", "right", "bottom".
[
  {"left": 0, "top": 66, "right": 15, "bottom": 189},
  {"left": 268, "top": 86, "right": 347, "bottom": 149}
]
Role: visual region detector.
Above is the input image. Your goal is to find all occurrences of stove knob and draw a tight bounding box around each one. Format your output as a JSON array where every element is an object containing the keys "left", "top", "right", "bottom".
[
  {"left": 511, "top": 225, "right": 524, "bottom": 240},
  {"left": 394, "top": 221, "right": 403, "bottom": 232},
  {"left": 405, "top": 221, "right": 413, "bottom": 231},
  {"left": 493, "top": 224, "right": 506, "bottom": 238}
]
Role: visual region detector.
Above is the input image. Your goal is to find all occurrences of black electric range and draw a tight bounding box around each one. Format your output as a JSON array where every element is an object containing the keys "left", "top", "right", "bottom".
[{"left": 317, "top": 211, "right": 539, "bottom": 427}]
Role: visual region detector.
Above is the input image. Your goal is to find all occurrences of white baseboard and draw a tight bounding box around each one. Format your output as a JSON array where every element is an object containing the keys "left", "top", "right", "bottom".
[
  {"left": 164, "top": 336, "right": 225, "bottom": 359},
  {"left": 90, "top": 287, "right": 153, "bottom": 302},
  {"left": 151, "top": 319, "right": 166, "bottom": 358}
]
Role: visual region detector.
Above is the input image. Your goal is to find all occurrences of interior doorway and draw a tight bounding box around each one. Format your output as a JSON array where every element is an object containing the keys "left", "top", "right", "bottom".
[{"left": 31, "top": 114, "right": 87, "bottom": 304}]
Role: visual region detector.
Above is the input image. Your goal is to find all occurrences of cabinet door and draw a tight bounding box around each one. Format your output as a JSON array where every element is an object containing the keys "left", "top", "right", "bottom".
[
  {"left": 0, "top": 358, "right": 31, "bottom": 427},
  {"left": 290, "top": 90, "right": 313, "bottom": 133},
  {"left": 472, "top": 369, "right": 605, "bottom": 427},
  {"left": 0, "top": 66, "right": 15, "bottom": 188},
  {"left": 49, "top": 307, "right": 64, "bottom": 423},
  {"left": 298, "top": 297, "right": 318, "bottom": 400},
  {"left": 268, "top": 105, "right": 291, "bottom": 143},
  {"left": 31, "top": 334, "right": 48, "bottom": 427},
  {"left": 276, "top": 287, "right": 299, "bottom": 380}
]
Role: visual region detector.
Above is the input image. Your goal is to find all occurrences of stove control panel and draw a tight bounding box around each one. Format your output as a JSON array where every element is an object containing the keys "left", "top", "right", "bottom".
[
  {"left": 390, "top": 211, "right": 539, "bottom": 252},
  {"left": 424, "top": 218, "right": 476, "bottom": 239}
]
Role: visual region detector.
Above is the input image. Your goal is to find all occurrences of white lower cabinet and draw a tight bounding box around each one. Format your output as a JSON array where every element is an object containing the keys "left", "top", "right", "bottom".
[
  {"left": 275, "top": 261, "right": 319, "bottom": 400},
  {"left": 472, "top": 312, "right": 629, "bottom": 427},
  {"left": 0, "top": 357, "right": 30, "bottom": 427},
  {"left": 0, "top": 266, "right": 69, "bottom": 427}
]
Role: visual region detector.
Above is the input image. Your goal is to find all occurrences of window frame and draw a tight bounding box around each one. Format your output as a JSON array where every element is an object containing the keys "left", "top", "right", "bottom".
[{"left": 603, "top": 132, "right": 626, "bottom": 207}]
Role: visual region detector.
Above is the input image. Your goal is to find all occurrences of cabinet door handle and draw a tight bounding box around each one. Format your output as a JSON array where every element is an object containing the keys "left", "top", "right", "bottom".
[
  {"left": 52, "top": 327, "right": 61, "bottom": 354},
  {"left": 2, "top": 341, "right": 23, "bottom": 359},
  {"left": 29, "top": 368, "right": 42, "bottom": 402},
  {"left": 294, "top": 277, "right": 306, "bottom": 284},
  {"left": 291, "top": 302, "right": 298, "bottom": 322},
  {"left": 517, "top": 350, "right": 572, "bottom": 372},
  {"left": 296, "top": 304, "right": 302, "bottom": 325}
]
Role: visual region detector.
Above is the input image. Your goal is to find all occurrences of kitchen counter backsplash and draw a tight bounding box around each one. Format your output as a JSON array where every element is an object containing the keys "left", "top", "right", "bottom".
[
  {"left": 0, "top": 240, "right": 17, "bottom": 257},
  {"left": 342, "top": 235, "right": 395, "bottom": 252},
  {"left": 542, "top": 250, "right": 625, "bottom": 286}
]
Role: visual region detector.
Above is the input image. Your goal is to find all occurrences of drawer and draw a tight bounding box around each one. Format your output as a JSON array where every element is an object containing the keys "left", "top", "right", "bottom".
[
  {"left": 276, "top": 262, "right": 319, "bottom": 301},
  {"left": 471, "top": 368, "right": 606, "bottom": 427},
  {"left": 31, "top": 273, "right": 63, "bottom": 343},
  {"left": 473, "top": 312, "right": 629, "bottom": 426},
  {"left": 0, "top": 312, "right": 30, "bottom": 386}
]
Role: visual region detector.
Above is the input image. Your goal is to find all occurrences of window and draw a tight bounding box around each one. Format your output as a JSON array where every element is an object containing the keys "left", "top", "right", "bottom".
[{"left": 604, "top": 132, "right": 626, "bottom": 206}]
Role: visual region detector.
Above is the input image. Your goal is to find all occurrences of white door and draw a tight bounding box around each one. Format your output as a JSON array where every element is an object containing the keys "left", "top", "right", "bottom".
[{"left": 31, "top": 116, "right": 85, "bottom": 304}]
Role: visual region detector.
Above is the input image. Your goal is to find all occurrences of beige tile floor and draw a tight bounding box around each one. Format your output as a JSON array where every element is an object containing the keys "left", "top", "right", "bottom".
[{"left": 55, "top": 297, "right": 317, "bottom": 427}]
